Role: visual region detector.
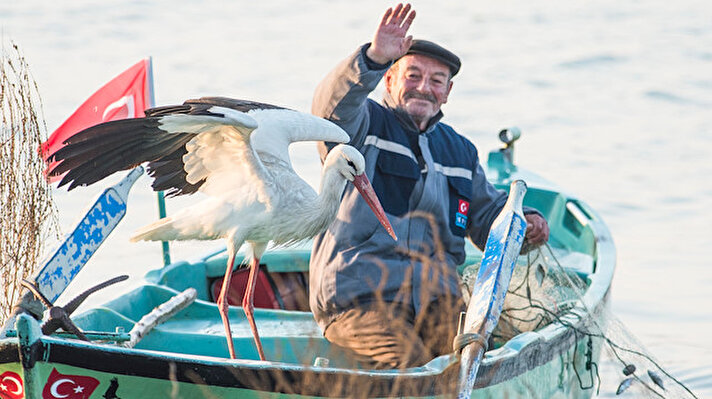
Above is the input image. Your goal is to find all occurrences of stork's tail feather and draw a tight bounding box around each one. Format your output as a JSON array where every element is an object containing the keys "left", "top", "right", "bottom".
[{"left": 130, "top": 217, "right": 181, "bottom": 243}]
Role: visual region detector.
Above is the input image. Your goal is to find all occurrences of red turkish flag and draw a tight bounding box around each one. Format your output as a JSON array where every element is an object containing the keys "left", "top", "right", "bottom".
[
  {"left": 41, "top": 58, "right": 152, "bottom": 182},
  {"left": 458, "top": 199, "right": 470, "bottom": 215},
  {"left": 42, "top": 368, "right": 100, "bottom": 399},
  {"left": 0, "top": 371, "right": 24, "bottom": 399}
]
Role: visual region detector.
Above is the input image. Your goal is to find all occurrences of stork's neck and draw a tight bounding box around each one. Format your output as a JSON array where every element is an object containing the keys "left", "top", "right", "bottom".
[
  {"left": 312, "top": 165, "right": 349, "bottom": 232},
  {"left": 271, "top": 160, "right": 349, "bottom": 245}
]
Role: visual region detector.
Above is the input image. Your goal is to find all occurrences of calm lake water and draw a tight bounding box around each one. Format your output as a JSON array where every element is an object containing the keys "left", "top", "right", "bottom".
[{"left": 2, "top": 1, "right": 710, "bottom": 397}]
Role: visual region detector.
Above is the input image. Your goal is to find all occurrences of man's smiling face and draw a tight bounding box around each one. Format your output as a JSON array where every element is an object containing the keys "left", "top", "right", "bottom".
[{"left": 384, "top": 54, "right": 453, "bottom": 130}]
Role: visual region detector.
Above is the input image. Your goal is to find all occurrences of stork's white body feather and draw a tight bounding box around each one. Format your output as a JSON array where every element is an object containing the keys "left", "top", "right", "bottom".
[{"left": 129, "top": 106, "right": 354, "bottom": 262}]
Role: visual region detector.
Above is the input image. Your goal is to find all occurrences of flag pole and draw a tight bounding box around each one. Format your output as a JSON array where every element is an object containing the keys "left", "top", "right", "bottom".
[{"left": 146, "top": 57, "right": 171, "bottom": 266}]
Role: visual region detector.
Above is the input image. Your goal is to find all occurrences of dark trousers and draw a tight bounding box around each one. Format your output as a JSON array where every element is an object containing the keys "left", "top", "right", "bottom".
[{"left": 324, "top": 297, "right": 466, "bottom": 369}]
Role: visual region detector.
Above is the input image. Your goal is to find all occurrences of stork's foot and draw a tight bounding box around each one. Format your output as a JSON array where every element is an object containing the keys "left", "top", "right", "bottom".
[
  {"left": 242, "top": 299, "right": 266, "bottom": 361},
  {"left": 218, "top": 255, "right": 237, "bottom": 359},
  {"left": 243, "top": 259, "right": 267, "bottom": 361},
  {"left": 217, "top": 295, "right": 237, "bottom": 359}
]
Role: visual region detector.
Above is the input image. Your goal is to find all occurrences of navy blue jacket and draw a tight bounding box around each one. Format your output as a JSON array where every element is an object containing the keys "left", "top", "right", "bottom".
[{"left": 309, "top": 44, "right": 509, "bottom": 331}]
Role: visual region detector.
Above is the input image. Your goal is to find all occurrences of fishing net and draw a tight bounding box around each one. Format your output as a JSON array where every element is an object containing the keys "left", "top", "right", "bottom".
[
  {"left": 0, "top": 41, "right": 58, "bottom": 326},
  {"left": 461, "top": 247, "right": 589, "bottom": 345},
  {"left": 461, "top": 244, "right": 700, "bottom": 398}
]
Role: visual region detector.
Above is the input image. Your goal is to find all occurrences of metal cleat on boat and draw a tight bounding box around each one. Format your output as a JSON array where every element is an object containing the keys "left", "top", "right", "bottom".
[
  {"left": 498, "top": 126, "right": 521, "bottom": 162},
  {"left": 20, "top": 275, "right": 129, "bottom": 340},
  {"left": 487, "top": 127, "right": 522, "bottom": 180}
]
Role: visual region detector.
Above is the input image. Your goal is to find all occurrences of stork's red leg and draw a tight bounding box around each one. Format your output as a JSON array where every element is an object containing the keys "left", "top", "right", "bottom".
[
  {"left": 217, "top": 253, "right": 237, "bottom": 359},
  {"left": 242, "top": 256, "right": 266, "bottom": 360}
]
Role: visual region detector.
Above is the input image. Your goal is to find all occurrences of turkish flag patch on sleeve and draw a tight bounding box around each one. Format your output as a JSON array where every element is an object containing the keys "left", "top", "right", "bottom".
[
  {"left": 458, "top": 199, "right": 469, "bottom": 215},
  {"left": 42, "top": 368, "right": 99, "bottom": 399},
  {"left": 455, "top": 199, "right": 470, "bottom": 229}
]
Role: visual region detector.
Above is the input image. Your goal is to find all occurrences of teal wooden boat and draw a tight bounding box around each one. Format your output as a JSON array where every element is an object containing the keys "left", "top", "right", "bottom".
[{"left": 0, "top": 131, "right": 615, "bottom": 398}]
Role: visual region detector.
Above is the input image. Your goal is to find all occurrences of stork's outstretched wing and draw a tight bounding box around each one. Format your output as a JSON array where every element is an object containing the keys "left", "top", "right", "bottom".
[
  {"left": 48, "top": 98, "right": 279, "bottom": 197},
  {"left": 48, "top": 96, "right": 350, "bottom": 199},
  {"left": 187, "top": 98, "right": 352, "bottom": 173}
]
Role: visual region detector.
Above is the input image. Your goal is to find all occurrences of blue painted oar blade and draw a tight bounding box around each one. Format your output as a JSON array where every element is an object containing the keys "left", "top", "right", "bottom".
[
  {"left": 35, "top": 167, "right": 144, "bottom": 303},
  {"left": 458, "top": 180, "right": 527, "bottom": 398},
  {"left": 468, "top": 212, "right": 526, "bottom": 336}
]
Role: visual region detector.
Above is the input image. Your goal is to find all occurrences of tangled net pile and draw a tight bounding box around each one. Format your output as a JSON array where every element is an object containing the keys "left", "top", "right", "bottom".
[{"left": 461, "top": 244, "right": 699, "bottom": 398}]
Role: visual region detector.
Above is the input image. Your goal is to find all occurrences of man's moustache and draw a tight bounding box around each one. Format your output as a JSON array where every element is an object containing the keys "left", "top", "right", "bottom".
[{"left": 404, "top": 91, "right": 436, "bottom": 103}]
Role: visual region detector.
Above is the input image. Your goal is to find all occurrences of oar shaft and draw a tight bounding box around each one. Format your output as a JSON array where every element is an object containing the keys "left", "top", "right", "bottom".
[
  {"left": 457, "top": 180, "right": 528, "bottom": 398},
  {"left": 457, "top": 342, "right": 487, "bottom": 398}
]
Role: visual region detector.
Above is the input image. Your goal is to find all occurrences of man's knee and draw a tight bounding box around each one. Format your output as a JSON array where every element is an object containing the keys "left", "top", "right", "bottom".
[{"left": 324, "top": 307, "right": 431, "bottom": 369}]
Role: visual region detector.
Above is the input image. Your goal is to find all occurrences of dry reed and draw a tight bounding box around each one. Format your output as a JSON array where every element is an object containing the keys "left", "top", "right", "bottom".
[{"left": 0, "top": 40, "right": 58, "bottom": 326}]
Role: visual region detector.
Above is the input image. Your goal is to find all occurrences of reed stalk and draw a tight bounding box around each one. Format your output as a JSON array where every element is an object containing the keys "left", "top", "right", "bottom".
[{"left": 0, "top": 40, "right": 58, "bottom": 326}]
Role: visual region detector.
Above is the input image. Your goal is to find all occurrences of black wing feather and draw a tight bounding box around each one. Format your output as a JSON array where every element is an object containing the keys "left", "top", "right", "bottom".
[
  {"left": 58, "top": 131, "right": 194, "bottom": 190},
  {"left": 48, "top": 115, "right": 197, "bottom": 193},
  {"left": 185, "top": 96, "right": 289, "bottom": 112},
  {"left": 48, "top": 96, "right": 277, "bottom": 195},
  {"left": 48, "top": 119, "right": 162, "bottom": 176},
  {"left": 144, "top": 104, "right": 193, "bottom": 117},
  {"left": 146, "top": 147, "right": 204, "bottom": 196}
]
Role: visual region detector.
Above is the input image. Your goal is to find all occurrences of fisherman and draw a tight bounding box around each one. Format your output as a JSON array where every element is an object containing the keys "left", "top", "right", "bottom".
[{"left": 309, "top": 3, "right": 549, "bottom": 369}]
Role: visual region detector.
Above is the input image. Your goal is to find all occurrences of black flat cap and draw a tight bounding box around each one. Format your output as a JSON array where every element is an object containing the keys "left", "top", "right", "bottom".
[{"left": 403, "top": 39, "right": 461, "bottom": 76}]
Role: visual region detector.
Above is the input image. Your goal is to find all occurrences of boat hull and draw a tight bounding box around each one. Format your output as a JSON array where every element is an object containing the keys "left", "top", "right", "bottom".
[{"left": 0, "top": 293, "right": 607, "bottom": 399}]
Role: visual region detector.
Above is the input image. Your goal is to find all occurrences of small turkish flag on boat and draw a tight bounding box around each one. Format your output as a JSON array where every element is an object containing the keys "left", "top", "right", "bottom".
[
  {"left": 41, "top": 368, "right": 99, "bottom": 399},
  {"left": 0, "top": 371, "right": 24, "bottom": 399},
  {"left": 41, "top": 58, "right": 152, "bottom": 182}
]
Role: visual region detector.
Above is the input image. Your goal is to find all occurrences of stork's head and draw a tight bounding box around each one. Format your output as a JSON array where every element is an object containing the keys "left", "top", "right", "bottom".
[
  {"left": 333, "top": 145, "right": 366, "bottom": 181},
  {"left": 330, "top": 144, "right": 397, "bottom": 241}
]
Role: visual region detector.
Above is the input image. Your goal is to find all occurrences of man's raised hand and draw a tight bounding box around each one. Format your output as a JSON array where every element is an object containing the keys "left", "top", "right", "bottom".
[{"left": 366, "top": 3, "right": 416, "bottom": 65}]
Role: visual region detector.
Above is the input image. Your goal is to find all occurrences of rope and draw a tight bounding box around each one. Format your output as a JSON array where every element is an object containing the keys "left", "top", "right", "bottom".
[
  {"left": 537, "top": 244, "right": 698, "bottom": 398},
  {"left": 453, "top": 332, "right": 488, "bottom": 353}
]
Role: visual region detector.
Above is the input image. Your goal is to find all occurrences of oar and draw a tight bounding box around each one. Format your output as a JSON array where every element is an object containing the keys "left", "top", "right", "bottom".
[
  {"left": 35, "top": 167, "right": 144, "bottom": 303},
  {"left": 1, "top": 167, "right": 143, "bottom": 337},
  {"left": 456, "top": 180, "right": 528, "bottom": 398}
]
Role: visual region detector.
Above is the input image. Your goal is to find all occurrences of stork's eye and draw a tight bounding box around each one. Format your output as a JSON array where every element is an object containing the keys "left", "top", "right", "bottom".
[{"left": 346, "top": 160, "right": 356, "bottom": 170}]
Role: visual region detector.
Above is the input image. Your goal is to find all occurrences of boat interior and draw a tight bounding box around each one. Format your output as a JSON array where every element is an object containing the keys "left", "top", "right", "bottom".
[{"left": 71, "top": 184, "right": 606, "bottom": 369}]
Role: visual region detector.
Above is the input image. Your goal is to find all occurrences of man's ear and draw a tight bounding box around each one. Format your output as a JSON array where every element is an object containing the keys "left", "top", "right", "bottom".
[
  {"left": 384, "top": 68, "right": 395, "bottom": 94},
  {"left": 443, "top": 80, "right": 454, "bottom": 104},
  {"left": 384, "top": 61, "right": 401, "bottom": 95}
]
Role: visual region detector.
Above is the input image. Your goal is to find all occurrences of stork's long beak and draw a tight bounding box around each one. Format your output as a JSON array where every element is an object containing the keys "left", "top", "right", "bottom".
[{"left": 352, "top": 173, "right": 398, "bottom": 241}]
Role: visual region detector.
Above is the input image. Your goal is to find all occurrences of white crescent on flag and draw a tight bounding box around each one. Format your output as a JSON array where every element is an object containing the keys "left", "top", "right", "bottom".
[
  {"left": 42, "top": 368, "right": 99, "bottom": 399},
  {"left": 49, "top": 378, "right": 74, "bottom": 398},
  {"left": 41, "top": 58, "right": 149, "bottom": 183},
  {"left": 102, "top": 94, "right": 136, "bottom": 121},
  {"left": 0, "top": 372, "right": 23, "bottom": 397}
]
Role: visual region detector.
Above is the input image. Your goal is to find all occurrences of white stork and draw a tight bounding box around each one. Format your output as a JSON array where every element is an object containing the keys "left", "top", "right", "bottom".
[{"left": 48, "top": 97, "right": 397, "bottom": 361}]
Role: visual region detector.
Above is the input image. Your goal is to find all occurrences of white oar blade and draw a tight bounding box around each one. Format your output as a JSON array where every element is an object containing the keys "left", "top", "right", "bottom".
[{"left": 35, "top": 167, "right": 144, "bottom": 303}]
